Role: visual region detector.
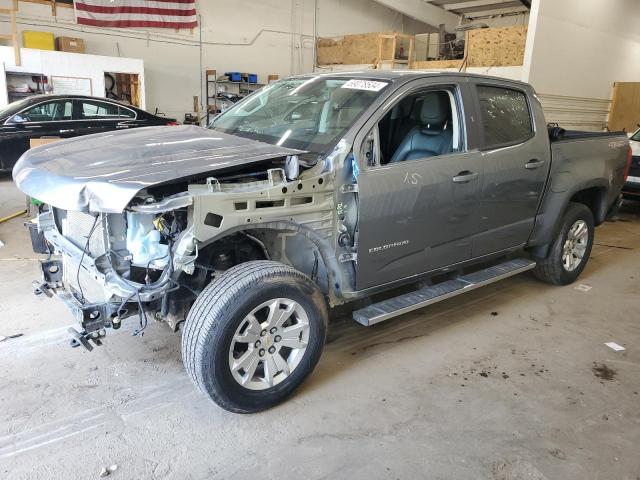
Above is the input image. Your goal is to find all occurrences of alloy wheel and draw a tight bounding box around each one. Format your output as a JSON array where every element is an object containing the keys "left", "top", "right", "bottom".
[{"left": 228, "top": 298, "right": 310, "bottom": 390}]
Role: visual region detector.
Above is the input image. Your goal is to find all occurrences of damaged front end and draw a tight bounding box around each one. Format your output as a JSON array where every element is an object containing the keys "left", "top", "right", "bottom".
[
  {"left": 26, "top": 156, "right": 337, "bottom": 351},
  {"left": 32, "top": 203, "right": 197, "bottom": 349},
  {"left": 14, "top": 125, "right": 325, "bottom": 350}
]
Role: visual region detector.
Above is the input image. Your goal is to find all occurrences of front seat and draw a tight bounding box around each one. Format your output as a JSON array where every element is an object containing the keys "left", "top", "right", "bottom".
[{"left": 390, "top": 92, "right": 453, "bottom": 163}]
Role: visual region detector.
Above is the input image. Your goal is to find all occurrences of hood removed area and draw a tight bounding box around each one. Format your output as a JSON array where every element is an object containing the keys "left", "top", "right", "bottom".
[{"left": 13, "top": 125, "right": 303, "bottom": 213}]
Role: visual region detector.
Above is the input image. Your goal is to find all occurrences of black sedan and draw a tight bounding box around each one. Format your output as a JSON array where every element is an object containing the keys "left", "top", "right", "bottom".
[{"left": 0, "top": 95, "right": 177, "bottom": 172}]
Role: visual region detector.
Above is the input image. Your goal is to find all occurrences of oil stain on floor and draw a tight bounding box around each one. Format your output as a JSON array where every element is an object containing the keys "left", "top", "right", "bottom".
[{"left": 592, "top": 362, "right": 617, "bottom": 381}]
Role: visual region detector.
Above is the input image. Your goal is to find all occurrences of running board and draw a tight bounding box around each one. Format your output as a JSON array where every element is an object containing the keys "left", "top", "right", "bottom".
[{"left": 353, "top": 258, "right": 536, "bottom": 326}]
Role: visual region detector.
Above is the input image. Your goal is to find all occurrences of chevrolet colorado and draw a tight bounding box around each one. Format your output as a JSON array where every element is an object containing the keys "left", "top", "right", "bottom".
[{"left": 13, "top": 72, "right": 631, "bottom": 413}]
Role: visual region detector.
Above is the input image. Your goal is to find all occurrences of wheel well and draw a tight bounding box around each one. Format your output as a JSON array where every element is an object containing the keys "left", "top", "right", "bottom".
[
  {"left": 570, "top": 187, "right": 607, "bottom": 224},
  {"left": 197, "top": 231, "right": 269, "bottom": 271},
  {"left": 197, "top": 228, "right": 330, "bottom": 295}
]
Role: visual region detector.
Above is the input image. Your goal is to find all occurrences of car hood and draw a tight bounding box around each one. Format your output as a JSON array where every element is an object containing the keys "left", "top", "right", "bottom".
[{"left": 13, "top": 125, "right": 303, "bottom": 213}]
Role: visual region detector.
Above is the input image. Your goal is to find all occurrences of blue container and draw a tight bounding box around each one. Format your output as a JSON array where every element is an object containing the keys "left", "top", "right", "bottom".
[
  {"left": 248, "top": 73, "right": 258, "bottom": 84},
  {"left": 226, "top": 72, "right": 241, "bottom": 82}
]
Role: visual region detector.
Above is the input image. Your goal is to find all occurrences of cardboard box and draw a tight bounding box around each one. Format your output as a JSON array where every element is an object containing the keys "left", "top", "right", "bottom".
[
  {"left": 22, "top": 31, "right": 55, "bottom": 51},
  {"left": 30, "top": 137, "right": 61, "bottom": 149},
  {"left": 55, "top": 36, "right": 86, "bottom": 54}
]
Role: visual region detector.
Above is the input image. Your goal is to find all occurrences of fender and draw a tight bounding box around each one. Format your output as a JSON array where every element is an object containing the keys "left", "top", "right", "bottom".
[{"left": 527, "top": 178, "right": 609, "bottom": 256}]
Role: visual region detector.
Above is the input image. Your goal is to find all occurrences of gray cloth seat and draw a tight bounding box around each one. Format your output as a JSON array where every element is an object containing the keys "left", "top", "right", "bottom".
[{"left": 389, "top": 92, "right": 453, "bottom": 163}]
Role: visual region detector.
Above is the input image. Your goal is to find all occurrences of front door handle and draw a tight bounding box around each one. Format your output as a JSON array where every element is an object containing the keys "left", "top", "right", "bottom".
[
  {"left": 525, "top": 159, "right": 545, "bottom": 170},
  {"left": 452, "top": 171, "right": 479, "bottom": 183}
]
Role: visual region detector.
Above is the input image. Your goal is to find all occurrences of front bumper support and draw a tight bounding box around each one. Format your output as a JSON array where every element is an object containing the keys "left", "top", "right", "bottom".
[{"left": 34, "top": 258, "right": 123, "bottom": 351}]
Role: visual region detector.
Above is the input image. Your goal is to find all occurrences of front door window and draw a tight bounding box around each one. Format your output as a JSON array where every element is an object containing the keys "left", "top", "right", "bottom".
[{"left": 10, "top": 100, "right": 73, "bottom": 123}]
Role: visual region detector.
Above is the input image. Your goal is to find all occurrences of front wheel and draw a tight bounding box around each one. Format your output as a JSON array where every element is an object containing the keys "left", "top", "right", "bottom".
[
  {"left": 533, "top": 202, "right": 595, "bottom": 285},
  {"left": 182, "top": 261, "right": 328, "bottom": 413}
]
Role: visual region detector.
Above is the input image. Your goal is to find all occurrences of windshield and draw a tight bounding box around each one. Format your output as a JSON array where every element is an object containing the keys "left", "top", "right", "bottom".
[
  {"left": 631, "top": 129, "right": 640, "bottom": 142},
  {"left": 209, "top": 76, "right": 389, "bottom": 153}
]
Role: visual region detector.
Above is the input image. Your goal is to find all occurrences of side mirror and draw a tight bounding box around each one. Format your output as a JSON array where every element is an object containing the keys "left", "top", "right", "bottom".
[{"left": 10, "top": 114, "right": 26, "bottom": 125}]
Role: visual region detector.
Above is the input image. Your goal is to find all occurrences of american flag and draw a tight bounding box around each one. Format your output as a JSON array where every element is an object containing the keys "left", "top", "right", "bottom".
[{"left": 74, "top": 0, "right": 197, "bottom": 29}]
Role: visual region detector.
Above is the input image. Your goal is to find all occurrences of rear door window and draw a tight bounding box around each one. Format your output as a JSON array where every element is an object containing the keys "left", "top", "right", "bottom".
[
  {"left": 476, "top": 85, "right": 532, "bottom": 148},
  {"left": 79, "top": 100, "right": 134, "bottom": 119}
]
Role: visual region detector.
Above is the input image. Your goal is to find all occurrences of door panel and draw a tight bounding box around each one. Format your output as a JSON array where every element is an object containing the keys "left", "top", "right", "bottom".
[
  {"left": 0, "top": 99, "right": 75, "bottom": 171},
  {"left": 356, "top": 150, "right": 482, "bottom": 290},
  {"left": 0, "top": 124, "right": 31, "bottom": 171},
  {"left": 471, "top": 84, "right": 550, "bottom": 257}
]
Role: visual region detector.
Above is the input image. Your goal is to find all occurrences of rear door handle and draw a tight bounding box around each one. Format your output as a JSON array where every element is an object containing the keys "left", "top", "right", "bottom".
[
  {"left": 452, "top": 171, "right": 479, "bottom": 183},
  {"left": 525, "top": 159, "right": 545, "bottom": 170}
]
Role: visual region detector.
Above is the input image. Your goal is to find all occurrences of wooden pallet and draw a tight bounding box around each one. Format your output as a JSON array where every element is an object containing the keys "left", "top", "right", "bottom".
[{"left": 375, "top": 33, "right": 414, "bottom": 70}]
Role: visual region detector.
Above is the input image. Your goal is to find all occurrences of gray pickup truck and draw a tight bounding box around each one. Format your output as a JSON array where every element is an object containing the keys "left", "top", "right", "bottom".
[{"left": 14, "top": 72, "right": 630, "bottom": 413}]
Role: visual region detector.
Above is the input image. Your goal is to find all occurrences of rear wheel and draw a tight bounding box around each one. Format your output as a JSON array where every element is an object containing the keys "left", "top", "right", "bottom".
[
  {"left": 182, "top": 261, "right": 327, "bottom": 413},
  {"left": 533, "top": 202, "right": 594, "bottom": 285}
]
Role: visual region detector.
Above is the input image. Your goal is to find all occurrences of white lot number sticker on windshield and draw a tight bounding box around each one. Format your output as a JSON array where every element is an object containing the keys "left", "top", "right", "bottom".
[{"left": 341, "top": 79, "right": 388, "bottom": 92}]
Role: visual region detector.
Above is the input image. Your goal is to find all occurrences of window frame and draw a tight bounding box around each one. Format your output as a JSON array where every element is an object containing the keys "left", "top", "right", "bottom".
[
  {"left": 5, "top": 99, "right": 74, "bottom": 124},
  {"left": 364, "top": 84, "right": 468, "bottom": 170},
  {"left": 77, "top": 99, "right": 137, "bottom": 121},
  {"left": 3, "top": 98, "right": 137, "bottom": 125},
  {"left": 473, "top": 82, "right": 535, "bottom": 151}
]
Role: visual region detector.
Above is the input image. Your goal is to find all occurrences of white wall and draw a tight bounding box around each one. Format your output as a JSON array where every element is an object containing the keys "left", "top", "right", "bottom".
[
  {"left": 522, "top": 0, "right": 640, "bottom": 129},
  {"left": 318, "top": 0, "right": 436, "bottom": 36},
  {"left": 1, "top": 0, "right": 434, "bottom": 120},
  {"left": 525, "top": 0, "right": 640, "bottom": 99}
]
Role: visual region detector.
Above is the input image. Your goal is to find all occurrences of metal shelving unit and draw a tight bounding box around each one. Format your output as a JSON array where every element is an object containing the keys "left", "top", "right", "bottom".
[{"left": 206, "top": 69, "right": 265, "bottom": 124}]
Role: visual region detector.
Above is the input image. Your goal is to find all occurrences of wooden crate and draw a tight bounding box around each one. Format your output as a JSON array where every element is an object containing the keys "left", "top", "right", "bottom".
[
  {"left": 317, "top": 32, "right": 398, "bottom": 66},
  {"left": 466, "top": 25, "right": 527, "bottom": 67}
]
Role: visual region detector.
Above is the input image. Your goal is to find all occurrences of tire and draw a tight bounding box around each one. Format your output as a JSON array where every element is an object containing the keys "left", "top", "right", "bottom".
[
  {"left": 182, "top": 260, "right": 328, "bottom": 413},
  {"left": 533, "top": 202, "right": 594, "bottom": 285}
]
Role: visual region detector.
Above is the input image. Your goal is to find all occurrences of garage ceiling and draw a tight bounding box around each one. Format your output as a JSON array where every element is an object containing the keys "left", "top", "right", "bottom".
[{"left": 425, "top": 0, "right": 530, "bottom": 19}]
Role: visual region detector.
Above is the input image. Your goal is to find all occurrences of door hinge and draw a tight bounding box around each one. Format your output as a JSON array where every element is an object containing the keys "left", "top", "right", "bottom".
[
  {"left": 341, "top": 184, "right": 358, "bottom": 194},
  {"left": 339, "top": 252, "right": 357, "bottom": 263}
]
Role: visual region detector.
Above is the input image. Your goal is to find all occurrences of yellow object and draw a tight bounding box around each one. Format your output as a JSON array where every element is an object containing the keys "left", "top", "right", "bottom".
[
  {"left": 22, "top": 31, "right": 55, "bottom": 51},
  {"left": 0, "top": 209, "right": 27, "bottom": 224}
]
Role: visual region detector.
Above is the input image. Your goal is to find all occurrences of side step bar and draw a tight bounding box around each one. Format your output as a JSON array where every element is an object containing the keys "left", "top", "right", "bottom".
[{"left": 353, "top": 258, "right": 536, "bottom": 326}]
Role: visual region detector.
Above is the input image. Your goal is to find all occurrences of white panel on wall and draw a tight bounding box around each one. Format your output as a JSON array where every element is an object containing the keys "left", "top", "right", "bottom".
[
  {"left": 51, "top": 76, "right": 93, "bottom": 96},
  {"left": 0, "top": 46, "right": 145, "bottom": 109}
]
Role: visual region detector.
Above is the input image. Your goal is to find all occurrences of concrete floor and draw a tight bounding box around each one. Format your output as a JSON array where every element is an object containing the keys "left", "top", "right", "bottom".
[{"left": 0, "top": 174, "right": 639, "bottom": 480}]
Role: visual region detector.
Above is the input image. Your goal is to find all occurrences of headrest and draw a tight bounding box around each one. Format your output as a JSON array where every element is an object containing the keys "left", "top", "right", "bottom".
[{"left": 419, "top": 92, "right": 450, "bottom": 129}]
